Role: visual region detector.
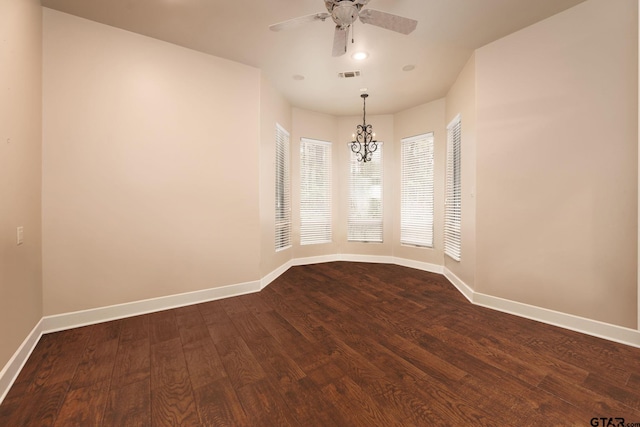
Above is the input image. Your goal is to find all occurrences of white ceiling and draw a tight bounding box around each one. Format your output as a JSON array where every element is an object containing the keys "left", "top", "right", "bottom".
[{"left": 40, "top": 0, "right": 586, "bottom": 116}]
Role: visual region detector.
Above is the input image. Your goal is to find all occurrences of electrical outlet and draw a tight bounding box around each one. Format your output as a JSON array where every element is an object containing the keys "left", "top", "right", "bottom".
[{"left": 17, "top": 226, "right": 24, "bottom": 245}]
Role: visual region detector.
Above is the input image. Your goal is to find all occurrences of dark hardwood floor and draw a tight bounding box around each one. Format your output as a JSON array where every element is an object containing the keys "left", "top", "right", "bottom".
[{"left": 1, "top": 262, "right": 640, "bottom": 426}]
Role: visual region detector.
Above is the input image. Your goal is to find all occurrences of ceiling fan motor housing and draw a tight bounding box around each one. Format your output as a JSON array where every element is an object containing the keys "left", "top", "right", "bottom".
[{"left": 326, "top": 0, "right": 361, "bottom": 27}]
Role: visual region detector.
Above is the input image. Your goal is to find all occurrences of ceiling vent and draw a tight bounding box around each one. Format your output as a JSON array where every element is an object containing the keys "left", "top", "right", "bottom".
[{"left": 338, "top": 70, "right": 361, "bottom": 78}]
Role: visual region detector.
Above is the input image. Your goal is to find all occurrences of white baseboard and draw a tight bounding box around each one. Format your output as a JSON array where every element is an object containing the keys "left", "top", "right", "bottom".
[
  {"left": 292, "top": 254, "right": 340, "bottom": 267},
  {"left": 3, "top": 257, "right": 640, "bottom": 405},
  {"left": 42, "top": 279, "right": 261, "bottom": 334},
  {"left": 443, "top": 267, "right": 640, "bottom": 349},
  {"left": 0, "top": 319, "right": 44, "bottom": 404},
  {"left": 261, "top": 261, "right": 293, "bottom": 290},
  {"left": 473, "top": 291, "right": 640, "bottom": 349},
  {"left": 443, "top": 268, "right": 474, "bottom": 303},
  {"left": 393, "top": 257, "right": 444, "bottom": 275},
  {"left": 338, "top": 254, "right": 395, "bottom": 264}
]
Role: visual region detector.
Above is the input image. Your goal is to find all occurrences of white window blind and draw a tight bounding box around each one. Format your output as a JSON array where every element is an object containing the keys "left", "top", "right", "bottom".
[
  {"left": 300, "top": 138, "right": 332, "bottom": 245},
  {"left": 348, "top": 143, "right": 383, "bottom": 242},
  {"left": 401, "top": 133, "right": 434, "bottom": 248},
  {"left": 275, "top": 123, "right": 291, "bottom": 251},
  {"left": 445, "top": 115, "right": 462, "bottom": 261}
]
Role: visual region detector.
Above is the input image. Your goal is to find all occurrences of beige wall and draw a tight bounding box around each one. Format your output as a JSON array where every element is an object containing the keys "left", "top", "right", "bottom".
[
  {"left": 475, "top": 0, "right": 638, "bottom": 328},
  {"left": 1, "top": 3, "right": 632, "bottom": 371},
  {"left": 392, "top": 99, "right": 446, "bottom": 266},
  {"left": 0, "top": 0, "right": 43, "bottom": 369},
  {"left": 291, "top": 108, "right": 340, "bottom": 259},
  {"left": 259, "top": 76, "right": 292, "bottom": 276},
  {"left": 42, "top": 9, "right": 262, "bottom": 315},
  {"left": 444, "top": 54, "right": 477, "bottom": 288}
]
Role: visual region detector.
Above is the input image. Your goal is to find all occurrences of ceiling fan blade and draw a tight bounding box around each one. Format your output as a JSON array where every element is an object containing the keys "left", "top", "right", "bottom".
[
  {"left": 358, "top": 9, "right": 417, "bottom": 35},
  {"left": 269, "top": 12, "right": 330, "bottom": 32},
  {"left": 332, "top": 26, "right": 348, "bottom": 57}
]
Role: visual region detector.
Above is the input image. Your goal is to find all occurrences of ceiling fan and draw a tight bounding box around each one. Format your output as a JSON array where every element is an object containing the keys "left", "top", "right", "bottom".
[{"left": 269, "top": 0, "right": 418, "bottom": 57}]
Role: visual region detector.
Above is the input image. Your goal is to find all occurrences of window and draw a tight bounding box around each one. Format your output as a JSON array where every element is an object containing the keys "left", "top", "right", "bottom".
[
  {"left": 401, "top": 133, "right": 434, "bottom": 248},
  {"left": 300, "top": 138, "right": 332, "bottom": 245},
  {"left": 275, "top": 123, "right": 291, "bottom": 251},
  {"left": 348, "top": 143, "right": 383, "bottom": 242},
  {"left": 445, "top": 115, "right": 462, "bottom": 261}
]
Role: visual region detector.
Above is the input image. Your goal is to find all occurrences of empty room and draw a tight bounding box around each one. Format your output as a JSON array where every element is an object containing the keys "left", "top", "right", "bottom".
[{"left": 1, "top": 0, "right": 639, "bottom": 425}]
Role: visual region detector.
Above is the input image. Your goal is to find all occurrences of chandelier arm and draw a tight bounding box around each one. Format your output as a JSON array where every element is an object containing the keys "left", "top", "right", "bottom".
[{"left": 349, "top": 93, "right": 377, "bottom": 163}]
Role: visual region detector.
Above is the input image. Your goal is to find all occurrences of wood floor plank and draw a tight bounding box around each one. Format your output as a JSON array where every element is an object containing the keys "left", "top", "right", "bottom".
[
  {"left": 234, "top": 379, "right": 298, "bottom": 426},
  {"left": 449, "top": 373, "right": 540, "bottom": 425},
  {"left": 214, "top": 335, "right": 266, "bottom": 389},
  {"left": 27, "top": 328, "right": 90, "bottom": 392},
  {"left": 53, "top": 379, "right": 111, "bottom": 427},
  {"left": 539, "top": 374, "right": 640, "bottom": 420},
  {"left": 70, "top": 338, "right": 119, "bottom": 390},
  {"left": 252, "top": 309, "right": 314, "bottom": 361},
  {"left": 291, "top": 288, "right": 493, "bottom": 426},
  {"left": 183, "top": 337, "right": 227, "bottom": 389},
  {"left": 151, "top": 386, "right": 200, "bottom": 427},
  {"left": 628, "top": 373, "right": 640, "bottom": 391},
  {"left": 583, "top": 372, "right": 640, "bottom": 410},
  {"left": 454, "top": 320, "right": 591, "bottom": 385},
  {"left": 192, "top": 378, "right": 250, "bottom": 427},
  {"left": 276, "top": 375, "right": 348, "bottom": 427},
  {"left": 242, "top": 335, "right": 306, "bottom": 384},
  {"left": 322, "top": 375, "right": 402, "bottom": 427},
  {"left": 150, "top": 338, "right": 200, "bottom": 426},
  {"left": 150, "top": 338, "right": 190, "bottom": 390},
  {"left": 2, "top": 333, "right": 59, "bottom": 399},
  {"left": 148, "top": 310, "right": 180, "bottom": 345},
  {"left": 175, "top": 306, "right": 210, "bottom": 345},
  {"left": 373, "top": 375, "right": 497, "bottom": 426},
  {"left": 3, "top": 262, "right": 640, "bottom": 426},
  {"left": 305, "top": 361, "right": 346, "bottom": 388},
  {"left": 110, "top": 337, "right": 150, "bottom": 389},
  {"left": 428, "top": 324, "right": 548, "bottom": 386},
  {"left": 239, "top": 291, "right": 277, "bottom": 315},
  {"left": 119, "top": 314, "right": 150, "bottom": 343},
  {"left": 0, "top": 380, "right": 69, "bottom": 427},
  {"left": 199, "top": 302, "right": 241, "bottom": 343},
  {"left": 103, "top": 378, "right": 151, "bottom": 427}
]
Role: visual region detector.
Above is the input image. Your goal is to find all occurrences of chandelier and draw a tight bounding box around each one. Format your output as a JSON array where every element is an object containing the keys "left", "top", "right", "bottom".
[{"left": 350, "top": 93, "right": 378, "bottom": 163}]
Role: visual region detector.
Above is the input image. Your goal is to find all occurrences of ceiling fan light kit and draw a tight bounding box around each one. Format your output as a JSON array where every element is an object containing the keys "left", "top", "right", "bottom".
[
  {"left": 332, "top": 1, "right": 359, "bottom": 26},
  {"left": 351, "top": 51, "right": 368, "bottom": 60}
]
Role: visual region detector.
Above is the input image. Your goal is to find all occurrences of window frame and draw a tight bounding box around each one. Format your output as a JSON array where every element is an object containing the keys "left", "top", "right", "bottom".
[
  {"left": 300, "top": 138, "right": 332, "bottom": 245},
  {"left": 444, "top": 115, "right": 462, "bottom": 261},
  {"left": 348, "top": 143, "right": 383, "bottom": 243},
  {"left": 275, "top": 123, "right": 291, "bottom": 252},
  {"left": 400, "top": 132, "right": 434, "bottom": 248}
]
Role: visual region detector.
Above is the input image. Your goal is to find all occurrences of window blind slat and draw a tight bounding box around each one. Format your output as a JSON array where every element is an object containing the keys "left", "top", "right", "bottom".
[
  {"left": 401, "top": 133, "right": 434, "bottom": 248},
  {"left": 300, "top": 138, "right": 332, "bottom": 245},
  {"left": 445, "top": 116, "right": 462, "bottom": 261},
  {"left": 275, "top": 123, "right": 291, "bottom": 251},
  {"left": 348, "top": 144, "right": 383, "bottom": 242}
]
